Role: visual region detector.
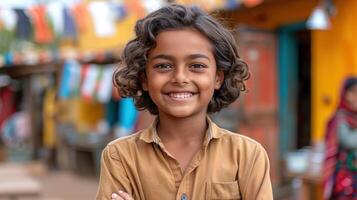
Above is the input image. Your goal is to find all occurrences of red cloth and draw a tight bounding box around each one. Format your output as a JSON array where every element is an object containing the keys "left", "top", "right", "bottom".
[
  {"left": 72, "top": 2, "right": 90, "bottom": 33},
  {"left": 29, "top": 5, "right": 53, "bottom": 44},
  {"left": 0, "top": 87, "right": 16, "bottom": 128}
]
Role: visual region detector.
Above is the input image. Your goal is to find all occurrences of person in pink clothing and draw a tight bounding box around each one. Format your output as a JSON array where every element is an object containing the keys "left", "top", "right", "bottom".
[{"left": 323, "top": 77, "right": 357, "bottom": 200}]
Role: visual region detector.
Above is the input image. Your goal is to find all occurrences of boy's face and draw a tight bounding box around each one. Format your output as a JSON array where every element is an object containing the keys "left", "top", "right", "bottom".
[{"left": 143, "top": 29, "right": 224, "bottom": 118}]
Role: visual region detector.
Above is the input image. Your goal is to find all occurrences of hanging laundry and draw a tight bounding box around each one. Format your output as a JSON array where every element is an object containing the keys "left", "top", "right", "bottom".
[
  {"left": 47, "top": 1, "right": 64, "bottom": 35},
  {"left": 97, "top": 65, "right": 115, "bottom": 103},
  {"left": 72, "top": 1, "right": 91, "bottom": 33},
  {"left": 29, "top": 4, "right": 53, "bottom": 44},
  {"left": 14, "top": 9, "right": 32, "bottom": 40},
  {"left": 81, "top": 64, "right": 100, "bottom": 101},
  {"left": 58, "top": 60, "right": 81, "bottom": 99},
  {"left": 94, "top": 66, "right": 104, "bottom": 99},
  {"left": 58, "top": 60, "right": 72, "bottom": 99},
  {"left": 63, "top": 7, "right": 78, "bottom": 39},
  {"left": 124, "top": 0, "right": 146, "bottom": 18},
  {"left": 88, "top": 1, "right": 117, "bottom": 37},
  {"left": 113, "top": 3, "right": 127, "bottom": 21},
  {"left": 79, "top": 63, "right": 88, "bottom": 87},
  {"left": 0, "top": 8, "right": 17, "bottom": 30},
  {"left": 141, "top": 0, "right": 166, "bottom": 13},
  {"left": 0, "top": 85, "right": 16, "bottom": 129}
]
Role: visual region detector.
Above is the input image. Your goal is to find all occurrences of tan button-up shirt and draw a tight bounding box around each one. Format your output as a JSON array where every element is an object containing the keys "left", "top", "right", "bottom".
[{"left": 96, "top": 118, "right": 273, "bottom": 200}]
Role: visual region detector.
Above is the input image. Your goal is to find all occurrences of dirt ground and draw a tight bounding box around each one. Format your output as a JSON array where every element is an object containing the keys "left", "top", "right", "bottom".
[
  {"left": 0, "top": 162, "right": 99, "bottom": 200},
  {"left": 37, "top": 170, "right": 99, "bottom": 200}
]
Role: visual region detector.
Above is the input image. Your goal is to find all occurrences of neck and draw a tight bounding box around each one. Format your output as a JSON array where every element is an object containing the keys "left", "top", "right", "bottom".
[{"left": 157, "top": 112, "right": 208, "bottom": 144}]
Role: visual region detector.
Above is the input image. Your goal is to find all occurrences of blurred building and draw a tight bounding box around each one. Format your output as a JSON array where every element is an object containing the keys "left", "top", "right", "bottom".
[
  {"left": 0, "top": 0, "right": 357, "bottom": 199},
  {"left": 215, "top": 0, "right": 357, "bottom": 199}
]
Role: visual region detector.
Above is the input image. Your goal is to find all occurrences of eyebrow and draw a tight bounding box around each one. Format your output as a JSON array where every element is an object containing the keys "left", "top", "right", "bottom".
[{"left": 150, "top": 54, "right": 211, "bottom": 61}]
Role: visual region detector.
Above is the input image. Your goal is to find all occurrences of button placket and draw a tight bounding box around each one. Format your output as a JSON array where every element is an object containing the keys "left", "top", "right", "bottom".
[{"left": 181, "top": 193, "right": 188, "bottom": 200}]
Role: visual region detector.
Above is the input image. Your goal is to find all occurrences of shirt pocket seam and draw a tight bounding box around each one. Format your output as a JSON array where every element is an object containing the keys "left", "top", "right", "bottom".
[{"left": 206, "top": 180, "right": 241, "bottom": 200}]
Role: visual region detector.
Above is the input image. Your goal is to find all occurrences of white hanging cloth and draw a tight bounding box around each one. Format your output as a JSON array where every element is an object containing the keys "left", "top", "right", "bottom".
[{"left": 87, "top": 1, "right": 117, "bottom": 37}]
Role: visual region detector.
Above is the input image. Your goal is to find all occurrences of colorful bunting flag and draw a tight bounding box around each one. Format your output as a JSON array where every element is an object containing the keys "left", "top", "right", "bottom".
[
  {"left": 29, "top": 5, "right": 53, "bottom": 44},
  {"left": 0, "top": 8, "right": 17, "bottom": 30},
  {"left": 124, "top": 0, "right": 145, "bottom": 18},
  {"left": 58, "top": 60, "right": 81, "bottom": 99},
  {"left": 81, "top": 64, "right": 100, "bottom": 101},
  {"left": 47, "top": 1, "right": 64, "bottom": 35},
  {"left": 63, "top": 7, "right": 77, "bottom": 39},
  {"left": 97, "top": 65, "right": 115, "bottom": 103},
  {"left": 72, "top": 2, "right": 90, "bottom": 33},
  {"left": 87, "top": 1, "right": 117, "bottom": 37},
  {"left": 14, "top": 9, "right": 32, "bottom": 40}
]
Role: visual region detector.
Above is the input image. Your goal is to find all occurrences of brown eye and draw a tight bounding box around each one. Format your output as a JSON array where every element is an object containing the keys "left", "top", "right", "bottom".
[
  {"left": 189, "top": 63, "right": 207, "bottom": 72},
  {"left": 153, "top": 63, "right": 172, "bottom": 71}
]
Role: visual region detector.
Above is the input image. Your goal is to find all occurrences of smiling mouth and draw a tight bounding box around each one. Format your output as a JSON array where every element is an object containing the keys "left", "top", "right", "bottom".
[{"left": 166, "top": 92, "right": 197, "bottom": 100}]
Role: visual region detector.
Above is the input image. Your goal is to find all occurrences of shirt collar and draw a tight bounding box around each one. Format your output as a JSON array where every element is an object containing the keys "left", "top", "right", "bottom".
[{"left": 139, "top": 116, "right": 225, "bottom": 145}]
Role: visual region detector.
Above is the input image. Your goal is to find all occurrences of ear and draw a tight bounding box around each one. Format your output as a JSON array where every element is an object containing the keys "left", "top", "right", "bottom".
[
  {"left": 214, "top": 70, "right": 224, "bottom": 90},
  {"left": 140, "top": 73, "right": 148, "bottom": 91}
]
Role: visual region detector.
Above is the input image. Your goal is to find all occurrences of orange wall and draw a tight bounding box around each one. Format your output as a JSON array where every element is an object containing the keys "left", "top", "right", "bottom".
[
  {"left": 312, "top": 0, "right": 357, "bottom": 141},
  {"left": 219, "top": 0, "right": 317, "bottom": 30}
]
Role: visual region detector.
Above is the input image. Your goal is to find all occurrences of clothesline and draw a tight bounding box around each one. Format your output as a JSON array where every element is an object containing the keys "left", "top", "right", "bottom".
[{"left": 0, "top": 0, "right": 264, "bottom": 66}]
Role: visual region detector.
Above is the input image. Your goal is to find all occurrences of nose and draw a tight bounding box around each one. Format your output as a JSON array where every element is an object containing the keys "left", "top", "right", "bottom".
[{"left": 171, "top": 66, "right": 189, "bottom": 85}]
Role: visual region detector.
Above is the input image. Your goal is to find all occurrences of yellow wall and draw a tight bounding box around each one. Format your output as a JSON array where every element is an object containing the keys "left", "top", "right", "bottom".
[
  {"left": 312, "top": 0, "right": 357, "bottom": 141},
  {"left": 77, "top": 14, "right": 137, "bottom": 52}
]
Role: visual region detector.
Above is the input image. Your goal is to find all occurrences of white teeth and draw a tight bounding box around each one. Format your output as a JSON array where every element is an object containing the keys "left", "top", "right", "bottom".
[{"left": 168, "top": 92, "right": 193, "bottom": 99}]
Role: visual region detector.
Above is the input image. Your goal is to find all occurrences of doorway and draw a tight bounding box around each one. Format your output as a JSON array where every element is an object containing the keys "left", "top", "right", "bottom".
[
  {"left": 296, "top": 30, "right": 311, "bottom": 148},
  {"left": 278, "top": 23, "right": 311, "bottom": 153}
]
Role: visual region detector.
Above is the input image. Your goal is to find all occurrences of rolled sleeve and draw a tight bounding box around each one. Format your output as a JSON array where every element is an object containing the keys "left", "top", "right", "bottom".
[{"left": 242, "top": 144, "right": 273, "bottom": 200}]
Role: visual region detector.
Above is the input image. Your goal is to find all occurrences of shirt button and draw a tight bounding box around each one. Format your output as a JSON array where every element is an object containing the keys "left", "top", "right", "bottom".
[{"left": 181, "top": 193, "right": 188, "bottom": 200}]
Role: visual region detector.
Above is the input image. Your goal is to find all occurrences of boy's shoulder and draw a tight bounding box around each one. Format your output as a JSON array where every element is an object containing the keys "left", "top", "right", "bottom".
[
  {"left": 214, "top": 125, "right": 265, "bottom": 153},
  {"left": 103, "top": 129, "right": 149, "bottom": 160},
  {"left": 107, "top": 129, "right": 146, "bottom": 147},
  {"left": 215, "top": 125, "right": 261, "bottom": 146}
]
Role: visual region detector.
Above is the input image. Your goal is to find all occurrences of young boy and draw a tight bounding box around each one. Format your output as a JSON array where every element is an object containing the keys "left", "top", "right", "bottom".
[{"left": 97, "top": 4, "right": 273, "bottom": 200}]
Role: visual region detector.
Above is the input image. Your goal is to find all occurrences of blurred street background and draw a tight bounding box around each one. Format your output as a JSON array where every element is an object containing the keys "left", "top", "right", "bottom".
[{"left": 0, "top": 0, "right": 356, "bottom": 199}]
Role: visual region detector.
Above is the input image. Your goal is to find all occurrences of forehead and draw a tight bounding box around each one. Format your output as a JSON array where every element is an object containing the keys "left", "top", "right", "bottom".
[{"left": 148, "top": 29, "right": 214, "bottom": 58}]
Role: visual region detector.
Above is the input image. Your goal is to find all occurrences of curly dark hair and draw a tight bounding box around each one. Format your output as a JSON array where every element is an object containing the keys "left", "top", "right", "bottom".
[{"left": 113, "top": 4, "right": 250, "bottom": 115}]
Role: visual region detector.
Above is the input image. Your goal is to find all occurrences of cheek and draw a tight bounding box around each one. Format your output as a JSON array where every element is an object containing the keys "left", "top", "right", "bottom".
[
  {"left": 197, "top": 76, "right": 217, "bottom": 94},
  {"left": 346, "top": 91, "right": 357, "bottom": 103},
  {"left": 146, "top": 76, "right": 166, "bottom": 98}
]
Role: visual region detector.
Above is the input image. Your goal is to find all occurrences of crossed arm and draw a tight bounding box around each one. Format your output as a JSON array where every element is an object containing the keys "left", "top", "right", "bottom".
[
  {"left": 96, "top": 146, "right": 135, "bottom": 200},
  {"left": 111, "top": 190, "right": 134, "bottom": 200}
]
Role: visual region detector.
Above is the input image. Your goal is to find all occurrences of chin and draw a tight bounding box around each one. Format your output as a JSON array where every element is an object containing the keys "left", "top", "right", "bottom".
[
  {"left": 168, "top": 111, "right": 194, "bottom": 118},
  {"left": 164, "top": 108, "right": 198, "bottom": 118}
]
